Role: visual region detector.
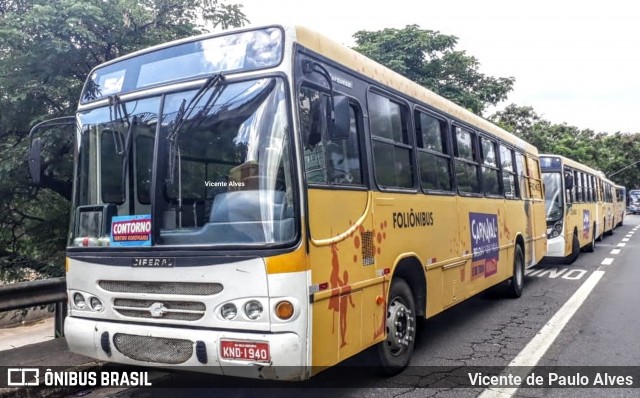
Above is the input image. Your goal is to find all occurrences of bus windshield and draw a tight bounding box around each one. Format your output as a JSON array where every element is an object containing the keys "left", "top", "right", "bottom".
[
  {"left": 72, "top": 77, "right": 296, "bottom": 248},
  {"left": 543, "top": 172, "right": 563, "bottom": 222}
]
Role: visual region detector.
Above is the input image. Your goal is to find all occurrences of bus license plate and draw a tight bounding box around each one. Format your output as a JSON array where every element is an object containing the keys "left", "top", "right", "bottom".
[{"left": 220, "top": 340, "right": 270, "bottom": 362}]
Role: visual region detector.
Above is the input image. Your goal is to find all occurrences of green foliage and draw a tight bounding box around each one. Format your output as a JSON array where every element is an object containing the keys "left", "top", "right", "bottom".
[
  {"left": 352, "top": 25, "right": 515, "bottom": 115},
  {"left": 0, "top": 0, "right": 247, "bottom": 280},
  {"left": 490, "top": 104, "right": 640, "bottom": 189}
]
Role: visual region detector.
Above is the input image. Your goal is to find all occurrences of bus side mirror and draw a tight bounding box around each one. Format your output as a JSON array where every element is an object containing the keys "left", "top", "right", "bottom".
[
  {"left": 28, "top": 137, "right": 42, "bottom": 185},
  {"left": 27, "top": 116, "right": 75, "bottom": 185},
  {"left": 329, "top": 95, "right": 350, "bottom": 140}
]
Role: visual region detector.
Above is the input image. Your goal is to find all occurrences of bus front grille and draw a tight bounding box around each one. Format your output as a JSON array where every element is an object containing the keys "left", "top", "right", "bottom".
[
  {"left": 98, "top": 280, "right": 223, "bottom": 296},
  {"left": 113, "top": 333, "right": 193, "bottom": 364},
  {"left": 112, "top": 299, "right": 206, "bottom": 321}
]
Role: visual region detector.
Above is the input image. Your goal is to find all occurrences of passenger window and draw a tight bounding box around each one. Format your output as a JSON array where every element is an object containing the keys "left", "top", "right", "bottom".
[
  {"left": 453, "top": 126, "right": 480, "bottom": 193},
  {"left": 499, "top": 144, "right": 516, "bottom": 198},
  {"left": 369, "top": 92, "right": 413, "bottom": 189},
  {"left": 515, "top": 152, "right": 529, "bottom": 199},
  {"left": 480, "top": 137, "right": 501, "bottom": 196},
  {"left": 414, "top": 111, "right": 452, "bottom": 191}
]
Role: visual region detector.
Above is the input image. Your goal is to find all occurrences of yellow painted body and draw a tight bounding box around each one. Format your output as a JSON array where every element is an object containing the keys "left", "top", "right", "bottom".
[{"left": 306, "top": 188, "right": 545, "bottom": 369}]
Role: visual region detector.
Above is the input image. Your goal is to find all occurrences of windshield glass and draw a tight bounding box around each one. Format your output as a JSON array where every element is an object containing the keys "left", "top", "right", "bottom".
[
  {"left": 71, "top": 77, "right": 296, "bottom": 248},
  {"left": 159, "top": 77, "right": 295, "bottom": 246},
  {"left": 543, "top": 172, "right": 563, "bottom": 222},
  {"left": 73, "top": 98, "right": 159, "bottom": 246}
]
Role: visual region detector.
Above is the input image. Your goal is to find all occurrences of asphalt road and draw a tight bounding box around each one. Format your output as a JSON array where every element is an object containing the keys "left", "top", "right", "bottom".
[{"left": 68, "top": 215, "right": 640, "bottom": 398}]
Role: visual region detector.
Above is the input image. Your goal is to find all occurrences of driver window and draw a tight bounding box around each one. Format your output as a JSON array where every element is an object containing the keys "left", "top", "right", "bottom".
[{"left": 299, "top": 86, "right": 363, "bottom": 186}]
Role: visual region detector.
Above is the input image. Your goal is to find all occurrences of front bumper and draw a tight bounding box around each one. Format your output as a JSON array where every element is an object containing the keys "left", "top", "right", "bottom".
[
  {"left": 545, "top": 234, "right": 566, "bottom": 258},
  {"left": 65, "top": 316, "right": 306, "bottom": 381}
]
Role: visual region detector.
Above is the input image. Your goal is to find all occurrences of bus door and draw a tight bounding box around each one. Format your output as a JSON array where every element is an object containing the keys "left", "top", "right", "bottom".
[{"left": 299, "top": 86, "right": 373, "bottom": 367}]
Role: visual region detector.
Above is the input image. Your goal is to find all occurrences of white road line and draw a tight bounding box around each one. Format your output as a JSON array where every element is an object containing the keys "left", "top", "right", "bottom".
[
  {"left": 601, "top": 258, "right": 614, "bottom": 265},
  {"left": 478, "top": 270, "right": 606, "bottom": 398},
  {"left": 622, "top": 238, "right": 630, "bottom": 242},
  {"left": 618, "top": 243, "right": 627, "bottom": 247},
  {"left": 611, "top": 249, "right": 621, "bottom": 255},
  {"left": 626, "top": 234, "right": 633, "bottom": 238}
]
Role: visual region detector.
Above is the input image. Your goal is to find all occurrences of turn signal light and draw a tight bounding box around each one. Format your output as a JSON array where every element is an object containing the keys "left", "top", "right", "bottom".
[{"left": 275, "top": 300, "right": 294, "bottom": 320}]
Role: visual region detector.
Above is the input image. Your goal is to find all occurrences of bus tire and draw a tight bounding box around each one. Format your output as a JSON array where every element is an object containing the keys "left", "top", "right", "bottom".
[
  {"left": 376, "top": 277, "right": 416, "bottom": 375},
  {"left": 506, "top": 244, "right": 525, "bottom": 298},
  {"left": 565, "top": 232, "right": 580, "bottom": 264},
  {"left": 584, "top": 223, "right": 596, "bottom": 253}
]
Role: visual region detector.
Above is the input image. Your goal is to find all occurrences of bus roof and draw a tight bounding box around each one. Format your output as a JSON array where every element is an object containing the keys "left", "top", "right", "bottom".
[
  {"left": 82, "top": 23, "right": 537, "bottom": 155},
  {"left": 293, "top": 25, "right": 537, "bottom": 154},
  {"left": 540, "top": 154, "right": 602, "bottom": 176}
]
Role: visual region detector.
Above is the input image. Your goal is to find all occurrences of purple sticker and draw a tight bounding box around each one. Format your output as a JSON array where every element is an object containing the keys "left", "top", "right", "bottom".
[
  {"left": 469, "top": 212, "right": 499, "bottom": 278},
  {"left": 582, "top": 210, "right": 590, "bottom": 240}
]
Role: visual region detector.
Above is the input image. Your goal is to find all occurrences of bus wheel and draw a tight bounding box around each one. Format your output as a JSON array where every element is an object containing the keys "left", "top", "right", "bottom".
[
  {"left": 377, "top": 277, "right": 416, "bottom": 375},
  {"left": 584, "top": 223, "right": 596, "bottom": 253},
  {"left": 506, "top": 244, "right": 524, "bottom": 298},
  {"left": 565, "top": 232, "right": 580, "bottom": 264}
]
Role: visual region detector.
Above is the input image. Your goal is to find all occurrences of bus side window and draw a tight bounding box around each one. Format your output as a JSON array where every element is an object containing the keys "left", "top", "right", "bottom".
[
  {"left": 369, "top": 91, "right": 413, "bottom": 189},
  {"left": 479, "top": 136, "right": 501, "bottom": 196},
  {"left": 453, "top": 126, "right": 480, "bottom": 194},
  {"left": 499, "top": 144, "right": 516, "bottom": 198},
  {"left": 414, "top": 110, "right": 452, "bottom": 191},
  {"left": 299, "top": 85, "right": 363, "bottom": 186},
  {"left": 515, "top": 152, "right": 529, "bottom": 199}
]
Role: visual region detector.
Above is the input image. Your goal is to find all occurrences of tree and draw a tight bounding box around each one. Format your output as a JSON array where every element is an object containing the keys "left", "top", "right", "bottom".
[
  {"left": 489, "top": 104, "right": 640, "bottom": 190},
  {"left": 352, "top": 25, "right": 515, "bottom": 115},
  {"left": 0, "top": 0, "right": 247, "bottom": 280}
]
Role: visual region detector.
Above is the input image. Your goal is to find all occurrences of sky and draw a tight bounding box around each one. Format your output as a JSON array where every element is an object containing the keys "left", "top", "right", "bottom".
[{"left": 233, "top": 0, "right": 640, "bottom": 134}]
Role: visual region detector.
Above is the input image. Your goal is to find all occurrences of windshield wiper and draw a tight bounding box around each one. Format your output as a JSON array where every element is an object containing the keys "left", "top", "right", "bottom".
[
  {"left": 120, "top": 115, "right": 137, "bottom": 195},
  {"left": 167, "top": 73, "right": 226, "bottom": 184},
  {"left": 108, "top": 95, "right": 127, "bottom": 154}
]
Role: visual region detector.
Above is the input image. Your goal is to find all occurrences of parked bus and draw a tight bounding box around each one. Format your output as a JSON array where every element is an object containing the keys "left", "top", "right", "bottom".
[
  {"left": 614, "top": 184, "right": 626, "bottom": 227},
  {"left": 598, "top": 172, "right": 617, "bottom": 236},
  {"left": 541, "top": 155, "right": 609, "bottom": 263},
  {"left": 28, "top": 24, "right": 547, "bottom": 380}
]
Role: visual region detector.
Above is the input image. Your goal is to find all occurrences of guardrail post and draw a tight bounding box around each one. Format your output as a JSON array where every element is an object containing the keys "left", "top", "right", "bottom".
[{"left": 54, "top": 301, "right": 67, "bottom": 337}]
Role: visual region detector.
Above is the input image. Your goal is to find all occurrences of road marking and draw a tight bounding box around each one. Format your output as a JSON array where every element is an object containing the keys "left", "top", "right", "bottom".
[
  {"left": 601, "top": 258, "right": 614, "bottom": 265},
  {"left": 625, "top": 234, "right": 633, "bottom": 238},
  {"left": 478, "top": 270, "right": 605, "bottom": 398},
  {"left": 618, "top": 243, "right": 627, "bottom": 247},
  {"left": 622, "top": 238, "right": 630, "bottom": 242},
  {"left": 611, "top": 249, "right": 621, "bottom": 255}
]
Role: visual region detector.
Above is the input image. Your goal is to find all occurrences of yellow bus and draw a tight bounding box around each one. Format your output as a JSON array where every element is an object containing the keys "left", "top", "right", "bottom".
[
  {"left": 28, "top": 24, "right": 546, "bottom": 380},
  {"left": 541, "top": 155, "right": 608, "bottom": 263},
  {"left": 613, "top": 184, "right": 626, "bottom": 227},
  {"left": 599, "top": 173, "right": 617, "bottom": 235}
]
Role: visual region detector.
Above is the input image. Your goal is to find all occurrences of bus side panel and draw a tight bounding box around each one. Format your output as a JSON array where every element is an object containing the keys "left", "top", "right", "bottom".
[
  {"left": 457, "top": 196, "right": 510, "bottom": 301},
  {"left": 370, "top": 192, "right": 458, "bottom": 319},
  {"left": 307, "top": 188, "right": 374, "bottom": 368}
]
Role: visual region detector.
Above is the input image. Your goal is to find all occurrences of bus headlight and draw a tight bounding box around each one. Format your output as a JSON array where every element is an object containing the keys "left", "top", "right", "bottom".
[
  {"left": 73, "top": 293, "right": 86, "bottom": 309},
  {"left": 244, "top": 300, "right": 263, "bottom": 320},
  {"left": 221, "top": 303, "right": 238, "bottom": 320},
  {"left": 89, "top": 297, "right": 104, "bottom": 312}
]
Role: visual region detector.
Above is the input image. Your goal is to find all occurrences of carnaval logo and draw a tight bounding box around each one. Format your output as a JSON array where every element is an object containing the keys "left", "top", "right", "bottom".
[{"left": 469, "top": 212, "right": 499, "bottom": 279}]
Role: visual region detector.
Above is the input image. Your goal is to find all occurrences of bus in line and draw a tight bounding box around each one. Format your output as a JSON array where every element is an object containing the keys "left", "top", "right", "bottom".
[
  {"left": 614, "top": 184, "right": 626, "bottom": 226},
  {"left": 540, "top": 155, "right": 617, "bottom": 264},
  {"left": 28, "top": 24, "right": 547, "bottom": 380},
  {"left": 599, "top": 173, "right": 623, "bottom": 231}
]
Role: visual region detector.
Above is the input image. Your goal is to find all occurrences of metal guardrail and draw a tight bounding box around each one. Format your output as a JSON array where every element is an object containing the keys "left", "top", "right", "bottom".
[{"left": 0, "top": 277, "right": 67, "bottom": 337}]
